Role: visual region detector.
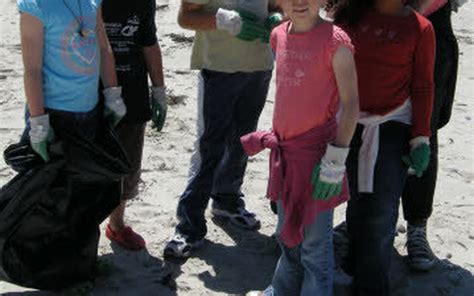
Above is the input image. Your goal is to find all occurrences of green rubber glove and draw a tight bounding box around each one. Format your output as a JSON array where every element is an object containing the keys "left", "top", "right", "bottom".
[
  {"left": 261, "top": 13, "right": 284, "bottom": 43},
  {"left": 29, "top": 114, "right": 54, "bottom": 162},
  {"left": 237, "top": 11, "right": 267, "bottom": 41},
  {"left": 403, "top": 142, "right": 430, "bottom": 177},
  {"left": 151, "top": 86, "right": 167, "bottom": 132},
  {"left": 265, "top": 13, "right": 284, "bottom": 30},
  {"left": 311, "top": 164, "right": 343, "bottom": 200}
]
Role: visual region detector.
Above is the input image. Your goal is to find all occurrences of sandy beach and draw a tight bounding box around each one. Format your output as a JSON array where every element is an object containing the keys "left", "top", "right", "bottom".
[{"left": 0, "top": 0, "right": 473, "bottom": 295}]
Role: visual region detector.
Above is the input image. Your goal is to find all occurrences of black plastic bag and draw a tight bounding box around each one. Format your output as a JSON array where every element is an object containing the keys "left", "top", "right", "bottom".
[
  {"left": 3, "top": 143, "right": 43, "bottom": 173},
  {"left": 0, "top": 124, "right": 130, "bottom": 290}
]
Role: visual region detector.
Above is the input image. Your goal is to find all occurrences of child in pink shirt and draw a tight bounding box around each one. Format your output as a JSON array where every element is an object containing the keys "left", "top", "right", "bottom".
[{"left": 241, "top": 0, "right": 359, "bottom": 294}]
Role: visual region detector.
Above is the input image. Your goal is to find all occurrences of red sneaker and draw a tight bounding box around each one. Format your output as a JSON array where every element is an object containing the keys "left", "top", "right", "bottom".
[{"left": 105, "top": 224, "right": 146, "bottom": 251}]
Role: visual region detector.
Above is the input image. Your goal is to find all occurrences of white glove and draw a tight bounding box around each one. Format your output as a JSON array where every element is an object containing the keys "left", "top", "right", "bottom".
[
  {"left": 311, "top": 144, "right": 349, "bottom": 200},
  {"left": 216, "top": 8, "right": 242, "bottom": 36},
  {"left": 29, "top": 114, "right": 53, "bottom": 162},
  {"left": 318, "top": 144, "right": 349, "bottom": 184},
  {"left": 103, "top": 86, "right": 126, "bottom": 126}
]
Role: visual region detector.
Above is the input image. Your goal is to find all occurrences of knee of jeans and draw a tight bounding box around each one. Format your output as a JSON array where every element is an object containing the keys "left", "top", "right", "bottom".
[{"left": 300, "top": 229, "right": 334, "bottom": 281}]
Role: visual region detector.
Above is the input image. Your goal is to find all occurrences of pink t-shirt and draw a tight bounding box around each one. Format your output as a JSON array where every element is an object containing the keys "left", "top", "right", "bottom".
[{"left": 270, "top": 21, "right": 354, "bottom": 141}]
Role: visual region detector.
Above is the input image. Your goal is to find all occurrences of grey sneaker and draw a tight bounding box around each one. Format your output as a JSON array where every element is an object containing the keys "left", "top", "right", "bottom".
[
  {"left": 406, "top": 224, "right": 437, "bottom": 271},
  {"left": 211, "top": 206, "right": 261, "bottom": 230}
]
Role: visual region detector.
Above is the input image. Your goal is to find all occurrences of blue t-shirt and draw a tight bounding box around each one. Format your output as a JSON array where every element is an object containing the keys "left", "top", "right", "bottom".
[{"left": 18, "top": 0, "right": 102, "bottom": 112}]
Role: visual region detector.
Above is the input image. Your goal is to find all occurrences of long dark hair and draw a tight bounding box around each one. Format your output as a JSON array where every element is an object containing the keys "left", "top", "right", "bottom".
[{"left": 325, "top": 0, "right": 375, "bottom": 26}]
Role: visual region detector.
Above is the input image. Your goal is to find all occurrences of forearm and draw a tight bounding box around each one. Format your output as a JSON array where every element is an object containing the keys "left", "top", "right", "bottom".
[
  {"left": 411, "top": 25, "right": 435, "bottom": 137},
  {"left": 178, "top": 5, "right": 216, "bottom": 31},
  {"left": 24, "top": 70, "right": 44, "bottom": 117},
  {"left": 332, "top": 46, "right": 359, "bottom": 147},
  {"left": 334, "top": 100, "right": 359, "bottom": 147},
  {"left": 20, "top": 12, "right": 45, "bottom": 117},
  {"left": 143, "top": 44, "right": 165, "bottom": 87},
  {"left": 97, "top": 7, "right": 118, "bottom": 88},
  {"left": 411, "top": 91, "right": 433, "bottom": 138},
  {"left": 99, "top": 43, "right": 118, "bottom": 88}
]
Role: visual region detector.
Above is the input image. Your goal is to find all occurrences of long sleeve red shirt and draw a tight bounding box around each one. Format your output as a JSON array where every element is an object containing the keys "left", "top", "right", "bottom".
[{"left": 343, "top": 10, "right": 436, "bottom": 137}]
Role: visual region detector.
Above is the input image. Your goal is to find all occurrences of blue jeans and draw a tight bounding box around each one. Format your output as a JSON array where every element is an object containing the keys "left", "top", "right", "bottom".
[
  {"left": 176, "top": 69, "right": 271, "bottom": 240},
  {"left": 346, "top": 121, "right": 410, "bottom": 296},
  {"left": 267, "top": 202, "right": 334, "bottom": 296}
]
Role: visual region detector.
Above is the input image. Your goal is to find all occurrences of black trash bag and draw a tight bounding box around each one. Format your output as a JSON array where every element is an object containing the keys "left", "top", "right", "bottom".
[
  {"left": 0, "top": 124, "right": 130, "bottom": 290},
  {"left": 3, "top": 143, "right": 43, "bottom": 173}
]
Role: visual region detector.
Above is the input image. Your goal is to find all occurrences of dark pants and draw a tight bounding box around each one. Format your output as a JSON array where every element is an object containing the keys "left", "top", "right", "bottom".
[
  {"left": 402, "top": 132, "right": 438, "bottom": 225},
  {"left": 346, "top": 122, "right": 411, "bottom": 296},
  {"left": 401, "top": 1, "right": 459, "bottom": 225},
  {"left": 115, "top": 122, "right": 146, "bottom": 200},
  {"left": 176, "top": 69, "right": 271, "bottom": 240}
]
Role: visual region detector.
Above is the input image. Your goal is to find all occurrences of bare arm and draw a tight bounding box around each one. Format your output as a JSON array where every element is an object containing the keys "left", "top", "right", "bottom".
[
  {"left": 96, "top": 7, "right": 118, "bottom": 88},
  {"left": 20, "top": 13, "right": 45, "bottom": 117},
  {"left": 178, "top": 2, "right": 281, "bottom": 31},
  {"left": 332, "top": 46, "right": 359, "bottom": 147},
  {"left": 178, "top": 3, "right": 217, "bottom": 30},
  {"left": 143, "top": 43, "right": 165, "bottom": 87}
]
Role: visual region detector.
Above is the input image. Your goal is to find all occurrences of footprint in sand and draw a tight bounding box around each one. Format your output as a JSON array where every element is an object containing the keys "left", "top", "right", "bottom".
[{"left": 166, "top": 33, "right": 194, "bottom": 45}]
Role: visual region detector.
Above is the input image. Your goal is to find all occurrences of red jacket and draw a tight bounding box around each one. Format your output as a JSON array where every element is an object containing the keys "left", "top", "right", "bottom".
[
  {"left": 241, "top": 119, "right": 349, "bottom": 247},
  {"left": 343, "top": 10, "right": 435, "bottom": 137}
]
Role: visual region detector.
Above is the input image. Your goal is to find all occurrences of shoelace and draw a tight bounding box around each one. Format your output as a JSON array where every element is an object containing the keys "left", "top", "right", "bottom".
[{"left": 406, "top": 226, "right": 434, "bottom": 258}]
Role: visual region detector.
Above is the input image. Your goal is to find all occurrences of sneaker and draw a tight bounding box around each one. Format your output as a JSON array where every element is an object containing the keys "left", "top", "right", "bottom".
[
  {"left": 164, "top": 233, "right": 204, "bottom": 258},
  {"left": 211, "top": 206, "right": 261, "bottom": 230},
  {"left": 406, "top": 224, "right": 437, "bottom": 271},
  {"left": 247, "top": 286, "right": 274, "bottom": 296},
  {"left": 247, "top": 292, "right": 263, "bottom": 296},
  {"left": 105, "top": 224, "right": 146, "bottom": 251}
]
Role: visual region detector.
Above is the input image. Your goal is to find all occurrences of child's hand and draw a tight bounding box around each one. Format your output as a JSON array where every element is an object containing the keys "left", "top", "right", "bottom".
[
  {"left": 311, "top": 144, "right": 349, "bottom": 200},
  {"left": 29, "top": 114, "right": 54, "bottom": 162},
  {"left": 103, "top": 87, "right": 126, "bottom": 126},
  {"left": 151, "top": 86, "right": 167, "bottom": 132}
]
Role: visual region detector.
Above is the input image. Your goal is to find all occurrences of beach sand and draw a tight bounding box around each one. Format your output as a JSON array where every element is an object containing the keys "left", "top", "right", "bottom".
[{"left": 0, "top": 0, "right": 473, "bottom": 295}]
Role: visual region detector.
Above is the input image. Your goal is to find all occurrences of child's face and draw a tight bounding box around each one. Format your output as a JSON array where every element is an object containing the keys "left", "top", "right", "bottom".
[{"left": 280, "top": 0, "right": 323, "bottom": 22}]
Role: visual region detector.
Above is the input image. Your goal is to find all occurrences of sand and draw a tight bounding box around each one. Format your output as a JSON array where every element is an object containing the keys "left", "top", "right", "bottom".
[{"left": 0, "top": 0, "right": 473, "bottom": 295}]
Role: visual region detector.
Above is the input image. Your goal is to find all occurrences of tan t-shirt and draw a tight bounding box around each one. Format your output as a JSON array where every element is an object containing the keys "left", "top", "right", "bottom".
[{"left": 184, "top": 0, "right": 274, "bottom": 73}]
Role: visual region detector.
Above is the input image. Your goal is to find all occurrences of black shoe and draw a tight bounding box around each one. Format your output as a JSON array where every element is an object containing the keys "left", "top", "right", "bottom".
[{"left": 406, "top": 224, "right": 437, "bottom": 271}]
